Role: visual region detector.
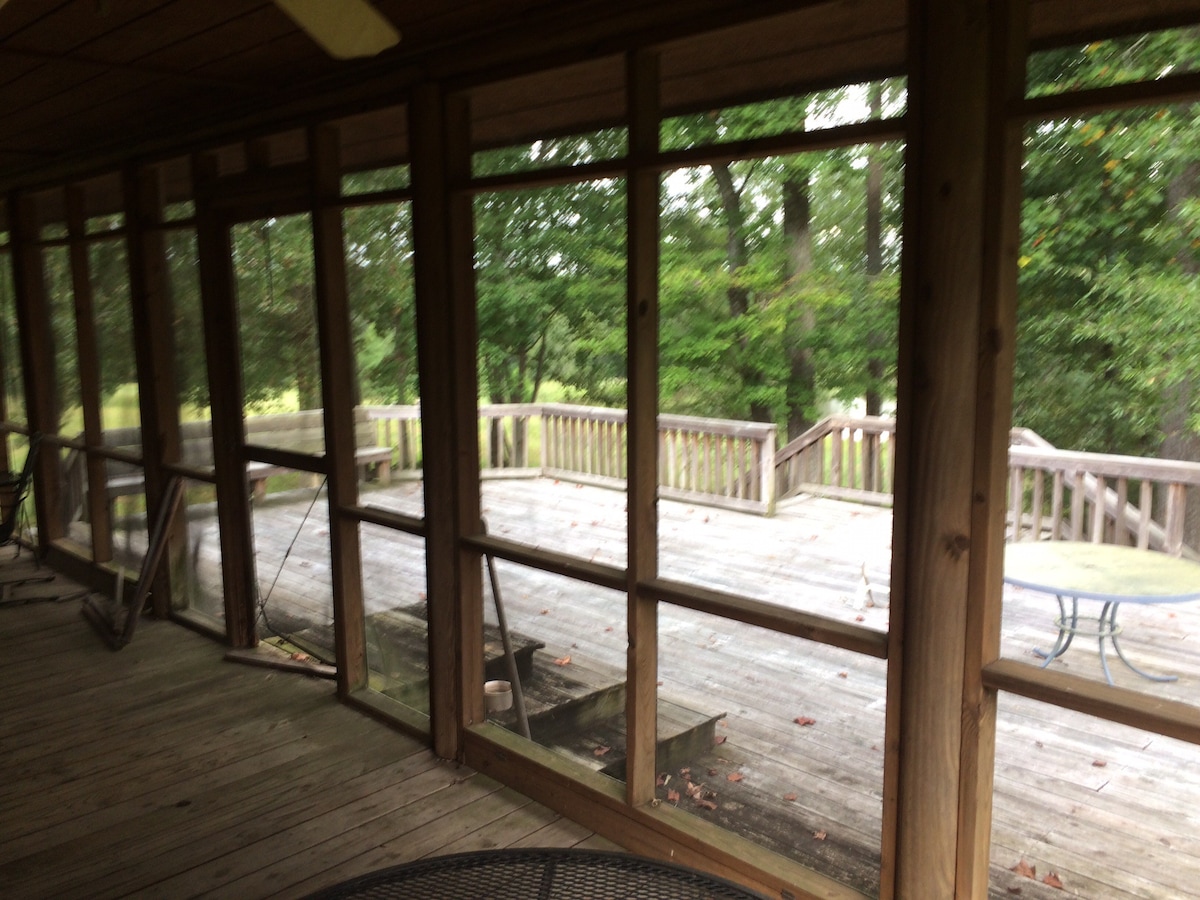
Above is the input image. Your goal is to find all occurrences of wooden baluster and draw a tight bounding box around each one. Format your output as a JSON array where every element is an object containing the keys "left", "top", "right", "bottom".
[
  {"left": 1009, "top": 465, "right": 1023, "bottom": 541},
  {"left": 1166, "top": 482, "right": 1186, "bottom": 556},
  {"left": 1050, "top": 470, "right": 1064, "bottom": 540},
  {"left": 1030, "top": 470, "right": 1044, "bottom": 540},
  {"left": 1090, "top": 475, "right": 1106, "bottom": 543},
  {"left": 1113, "top": 477, "right": 1129, "bottom": 545},
  {"left": 831, "top": 429, "right": 843, "bottom": 487},
  {"left": 1070, "top": 470, "right": 1085, "bottom": 541},
  {"left": 1138, "top": 480, "right": 1153, "bottom": 550},
  {"left": 848, "top": 429, "right": 858, "bottom": 490}
]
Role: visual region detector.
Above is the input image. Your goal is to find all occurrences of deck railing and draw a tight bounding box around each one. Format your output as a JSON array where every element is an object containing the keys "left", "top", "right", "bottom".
[
  {"left": 362, "top": 405, "right": 1200, "bottom": 548},
  {"left": 1007, "top": 428, "right": 1200, "bottom": 558},
  {"left": 773, "top": 416, "right": 1200, "bottom": 557},
  {"left": 775, "top": 415, "right": 896, "bottom": 506},
  {"left": 362, "top": 402, "right": 777, "bottom": 515}
]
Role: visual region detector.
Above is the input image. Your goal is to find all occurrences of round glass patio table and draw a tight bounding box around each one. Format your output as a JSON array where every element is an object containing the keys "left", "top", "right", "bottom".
[{"left": 1003, "top": 541, "right": 1200, "bottom": 684}]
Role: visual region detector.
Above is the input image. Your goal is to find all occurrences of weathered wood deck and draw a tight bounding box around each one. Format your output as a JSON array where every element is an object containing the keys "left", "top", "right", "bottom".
[
  {"left": 0, "top": 570, "right": 614, "bottom": 900},
  {"left": 368, "top": 479, "right": 1200, "bottom": 898},
  {"left": 37, "top": 477, "right": 1200, "bottom": 897}
]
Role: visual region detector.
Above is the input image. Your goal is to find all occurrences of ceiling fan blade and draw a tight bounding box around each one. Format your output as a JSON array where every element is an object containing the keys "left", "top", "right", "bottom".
[{"left": 274, "top": 0, "right": 400, "bottom": 60}]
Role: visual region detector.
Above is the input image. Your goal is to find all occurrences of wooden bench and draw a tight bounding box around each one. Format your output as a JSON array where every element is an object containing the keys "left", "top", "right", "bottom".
[{"left": 94, "top": 408, "right": 393, "bottom": 504}]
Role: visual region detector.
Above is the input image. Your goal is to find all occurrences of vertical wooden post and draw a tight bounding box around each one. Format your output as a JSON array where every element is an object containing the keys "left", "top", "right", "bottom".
[
  {"left": 310, "top": 124, "right": 367, "bottom": 695},
  {"left": 66, "top": 186, "right": 114, "bottom": 563},
  {"left": 193, "top": 153, "right": 257, "bottom": 648},
  {"left": 124, "top": 163, "right": 182, "bottom": 616},
  {"left": 958, "top": 2, "right": 1027, "bottom": 896},
  {"left": 411, "top": 83, "right": 480, "bottom": 758},
  {"left": 625, "top": 48, "right": 660, "bottom": 807},
  {"left": 884, "top": 0, "right": 1010, "bottom": 895},
  {"left": 10, "top": 192, "right": 63, "bottom": 546}
]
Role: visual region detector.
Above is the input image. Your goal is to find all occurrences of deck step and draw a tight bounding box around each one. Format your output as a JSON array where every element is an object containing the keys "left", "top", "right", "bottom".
[{"left": 488, "top": 652, "right": 725, "bottom": 779}]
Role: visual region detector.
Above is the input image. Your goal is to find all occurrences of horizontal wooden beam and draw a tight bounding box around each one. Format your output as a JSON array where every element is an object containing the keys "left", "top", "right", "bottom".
[
  {"left": 983, "top": 657, "right": 1200, "bottom": 746},
  {"left": 646, "top": 576, "right": 889, "bottom": 659}
]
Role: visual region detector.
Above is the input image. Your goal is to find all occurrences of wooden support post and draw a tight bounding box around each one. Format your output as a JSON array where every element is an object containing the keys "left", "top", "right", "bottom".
[
  {"left": 124, "top": 163, "right": 182, "bottom": 617},
  {"left": 9, "top": 192, "right": 62, "bottom": 546},
  {"left": 411, "top": 84, "right": 480, "bottom": 758},
  {"left": 626, "top": 48, "right": 660, "bottom": 808},
  {"left": 310, "top": 124, "right": 367, "bottom": 695},
  {"left": 884, "top": 0, "right": 1024, "bottom": 896},
  {"left": 957, "top": 2, "right": 1027, "bottom": 896},
  {"left": 66, "top": 186, "right": 114, "bottom": 563},
  {"left": 193, "top": 153, "right": 257, "bottom": 648}
]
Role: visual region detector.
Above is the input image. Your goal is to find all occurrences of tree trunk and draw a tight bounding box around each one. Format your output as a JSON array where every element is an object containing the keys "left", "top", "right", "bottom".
[
  {"left": 783, "top": 171, "right": 816, "bottom": 440},
  {"left": 1159, "top": 158, "right": 1200, "bottom": 550},
  {"left": 710, "top": 161, "right": 771, "bottom": 422}
]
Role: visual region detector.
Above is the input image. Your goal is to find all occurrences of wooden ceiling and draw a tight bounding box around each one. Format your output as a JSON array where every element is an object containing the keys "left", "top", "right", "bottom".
[{"left": 2, "top": 0, "right": 1199, "bottom": 195}]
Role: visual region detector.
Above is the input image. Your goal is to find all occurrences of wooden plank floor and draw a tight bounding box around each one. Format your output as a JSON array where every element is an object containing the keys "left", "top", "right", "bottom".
[
  {"left": 0, "top": 569, "right": 613, "bottom": 900},
  {"left": 48, "top": 479, "right": 1200, "bottom": 897}
]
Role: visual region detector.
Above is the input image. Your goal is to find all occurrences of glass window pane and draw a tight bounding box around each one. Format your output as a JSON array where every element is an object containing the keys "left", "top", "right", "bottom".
[
  {"left": 482, "top": 560, "right": 627, "bottom": 784},
  {"left": 1008, "top": 102, "right": 1200, "bottom": 699},
  {"left": 167, "top": 230, "right": 215, "bottom": 471},
  {"left": 232, "top": 215, "right": 323, "bottom": 454},
  {"left": 362, "top": 522, "right": 428, "bottom": 715},
  {"left": 1027, "top": 27, "right": 1200, "bottom": 98},
  {"left": 473, "top": 129, "right": 627, "bottom": 178},
  {"left": 474, "top": 178, "right": 627, "bottom": 564},
  {"left": 658, "top": 139, "right": 902, "bottom": 628},
  {"left": 657, "top": 605, "right": 884, "bottom": 892},
  {"left": 343, "top": 201, "right": 422, "bottom": 517},
  {"left": 0, "top": 248, "right": 24, "bottom": 426},
  {"left": 991, "top": 694, "right": 1200, "bottom": 897},
  {"left": 661, "top": 80, "right": 906, "bottom": 152},
  {"left": 109, "top": 470, "right": 148, "bottom": 573},
  {"left": 43, "top": 246, "right": 80, "bottom": 437},
  {"left": 172, "top": 478, "right": 224, "bottom": 629},
  {"left": 59, "top": 446, "right": 90, "bottom": 557},
  {"left": 89, "top": 238, "right": 141, "bottom": 443},
  {"left": 250, "top": 468, "right": 333, "bottom": 661}
]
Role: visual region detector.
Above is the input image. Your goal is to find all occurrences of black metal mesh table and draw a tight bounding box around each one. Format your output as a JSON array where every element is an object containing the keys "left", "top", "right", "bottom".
[{"left": 305, "top": 848, "right": 769, "bottom": 899}]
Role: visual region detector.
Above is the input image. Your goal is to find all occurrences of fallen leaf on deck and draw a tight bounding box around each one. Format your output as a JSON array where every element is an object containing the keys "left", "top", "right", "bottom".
[
  {"left": 571, "top": 642, "right": 578, "bottom": 648},
  {"left": 813, "top": 830, "right": 827, "bottom": 840},
  {"left": 569, "top": 521, "right": 577, "bottom": 527},
  {"left": 1011, "top": 860, "right": 1036, "bottom": 879},
  {"left": 727, "top": 772, "right": 744, "bottom": 782},
  {"left": 554, "top": 655, "right": 572, "bottom": 666},
  {"left": 713, "top": 735, "right": 727, "bottom": 745},
  {"left": 838, "top": 671, "right": 849, "bottom": 678},
  {"left": 594, "top": 745, "right": 611, "bottom": 757},
  {"left": 1042, "top": 872, "right": 1063, "bottom": 889},
  {"left": 1091, "top": 759, "right": 1107, "bottom": 768},
  {"left": 708, "top": 768, "right": 719, "bottom": 776},
  {"left": 540, "top": 609, "right": 550, "bottom": 615},
  {"left": 855, "top": 615, "right": 865, "bottom": 622},
  {"left": 418, "top": 592, "right": 427, "bottom": 600},
  {"left": 680, "top": 767, "right": 691, "bottom": 777},
  {"left": 696, "top": 798, "right": 718, "bottom": 811},
  {"left": 1007, "top": 888, "right": 1022, "bottom": 895},
  {"left": 667, "top": 789, "right": 680, "bottom": 803},
  {"left": 605, "top": 626, "right": 614, "bottom": 632},
  {"left": 783, "top": 793, "right": 797, "bottom": 802},
  {"left": 794, "top": 716, "right": 817, "bottom": 726}
]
